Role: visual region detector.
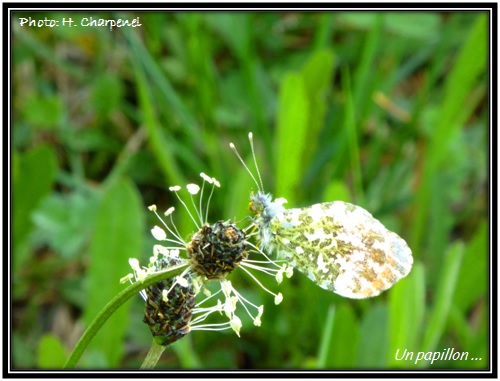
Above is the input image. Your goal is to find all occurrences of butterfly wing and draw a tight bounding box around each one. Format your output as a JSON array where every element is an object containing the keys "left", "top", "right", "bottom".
[{"left": 269, "top": 201, "right": 413, "bottom": 299}]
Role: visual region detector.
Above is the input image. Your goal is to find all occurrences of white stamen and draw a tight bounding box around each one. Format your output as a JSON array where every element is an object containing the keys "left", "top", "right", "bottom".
[
  {"left": 230, "top": 315, "right": 242, "bottom": 337},
  {"left": 120, "top": 273, "right": 133, "bottom": 283},
  {"left": 162, "top": 289, "right": 169, "bottom": 302},
  {"left": 176, "top": 276, "right": 189, "bottom": 288},
  {"left": 151, "top": 226, "right": 167, "bottom": 241},
  {"left": 187, "top": 183, "right": 200, "bottom": 195},
  {"left": 129, "top": 258, "right": 140, "bottom": 271},
  {"left": 274, "top": 293, "right": 283, "bottom": 305},
  {"left": 200, "top": 172, "right": 213, "bottom": 183}
]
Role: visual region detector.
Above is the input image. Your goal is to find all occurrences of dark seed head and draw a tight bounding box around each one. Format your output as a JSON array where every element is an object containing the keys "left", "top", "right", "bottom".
[
  {"left": 187, "top": 221, "right": 247, "bottom": 280},
  {"left": 143, "top": 257, "right": 195, "bottom": 346}
]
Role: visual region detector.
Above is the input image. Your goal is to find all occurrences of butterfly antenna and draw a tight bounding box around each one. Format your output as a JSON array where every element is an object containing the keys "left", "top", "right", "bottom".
[
  {"left": 229, "top": 138, "right": 262, "bottom": 192},
  {"left": 248, "top": 132, "right": 265, "bottom": 192}
]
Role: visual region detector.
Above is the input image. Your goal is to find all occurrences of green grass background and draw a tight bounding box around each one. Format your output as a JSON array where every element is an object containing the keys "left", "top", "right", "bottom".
[{"left": 12, "top": 11, "right": 489, "bottom": 370}]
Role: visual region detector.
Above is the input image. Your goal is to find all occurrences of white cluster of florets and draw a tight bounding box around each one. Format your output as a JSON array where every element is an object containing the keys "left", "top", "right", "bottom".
[{"left": 122, "top": 173, "right": 293, "bottom": 338}]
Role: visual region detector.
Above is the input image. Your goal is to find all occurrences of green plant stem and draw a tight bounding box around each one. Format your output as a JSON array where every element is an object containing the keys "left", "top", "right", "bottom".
[
  {"left": 63, "top": 263, "right": 189, "bottom": 369},
  {"left": 141, "top": 340, "right": 167, "bottom": 369},
  {"left": 317, "top": 304, "right": 335, "bottom": 367}
]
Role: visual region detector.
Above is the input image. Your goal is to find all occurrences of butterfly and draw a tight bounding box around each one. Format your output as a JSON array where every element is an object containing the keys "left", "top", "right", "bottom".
[{"left": 230, "top": 133, "right": 413, "bottom": 299}]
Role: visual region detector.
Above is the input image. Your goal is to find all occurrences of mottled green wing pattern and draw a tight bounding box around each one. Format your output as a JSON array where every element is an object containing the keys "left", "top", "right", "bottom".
[{"left": 269, "top": 201, "right": 413, "bottom": 299}]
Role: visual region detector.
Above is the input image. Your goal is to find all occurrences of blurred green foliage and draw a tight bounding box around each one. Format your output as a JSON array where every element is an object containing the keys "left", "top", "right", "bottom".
[{"left": 12, "top": 11, "right": 489, "bottom": 370}]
